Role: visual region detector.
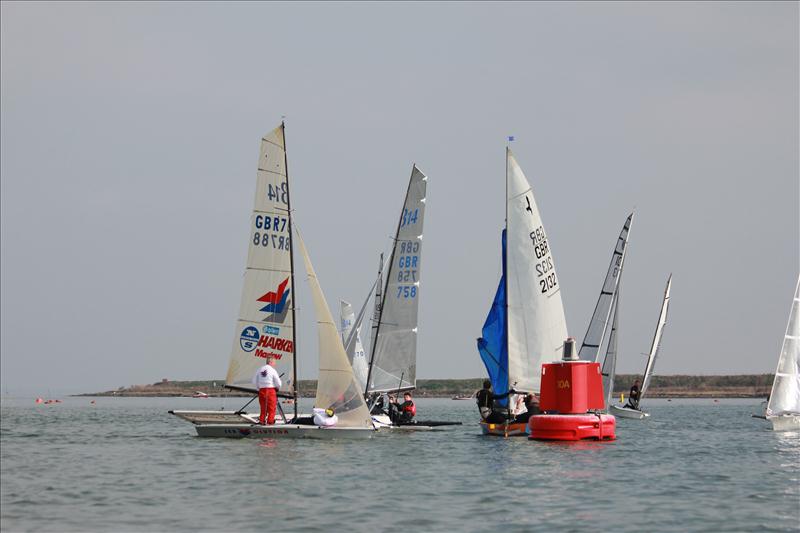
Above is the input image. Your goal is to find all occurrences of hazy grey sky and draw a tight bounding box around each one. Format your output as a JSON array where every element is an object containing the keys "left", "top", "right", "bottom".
[{"left": 2, "top": 2, "right": 798, "bottom": 395}]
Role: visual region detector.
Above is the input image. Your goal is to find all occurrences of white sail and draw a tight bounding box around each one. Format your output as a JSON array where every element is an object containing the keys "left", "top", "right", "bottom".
[
  {"left": 767, "top": 277, "right": 800, "bottom": 417},
  {"left": 506, "top": 148, "right": 568, "bottom": 392},
  {"left": 341, "top": 300, "right": 369, "bottom": 390},
  {"left": 579, "top": 213, "right": 633, "bottom": 362},
  {"left": 296, "top": 231, "right": 373, "bottom": 428},
  {"left": 366, "top": 165, "right": 427, "bottom": 394},
  {"left": 601, "top": 292, "right": 619, "bottom": 410},
  {"left": 225, "top": 124, "right": 296, "bottom": 396},
  {"left": 640, "top": 275, "right": 672, "bottom": 398}
]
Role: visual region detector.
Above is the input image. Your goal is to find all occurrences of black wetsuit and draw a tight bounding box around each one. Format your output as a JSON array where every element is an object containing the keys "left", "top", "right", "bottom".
[
  {"left": 513, "top": 400, "right": 541, "bottom": 423},
  {"left": 625, "top": 384, "right": 641, "bottom": 409},
  {"left": 389, "top": 400, "right": 415, "bottom": 424},
  {"left": 476, "top": 389, "right": 510, "bottom": 423}
]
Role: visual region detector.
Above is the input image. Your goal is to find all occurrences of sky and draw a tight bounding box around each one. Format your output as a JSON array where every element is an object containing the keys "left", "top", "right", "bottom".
[{"left": 1, "top": 2, "right": 798, "bottom": 395}]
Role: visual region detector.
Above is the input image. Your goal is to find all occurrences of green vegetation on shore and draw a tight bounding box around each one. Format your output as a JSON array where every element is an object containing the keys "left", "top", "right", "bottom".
[{"left": 81, "top": 374, "right": 774, "bottom": 398}]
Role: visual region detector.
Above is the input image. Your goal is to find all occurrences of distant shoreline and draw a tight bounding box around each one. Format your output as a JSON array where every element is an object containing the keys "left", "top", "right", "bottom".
[{"left": 77, "top": 374, "right": 774, "bottom": 399}]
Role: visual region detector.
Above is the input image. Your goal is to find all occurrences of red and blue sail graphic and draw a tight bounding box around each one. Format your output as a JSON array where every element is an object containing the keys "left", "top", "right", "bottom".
[
  {"left": 476, "top": 230, "right": 509, "bottom": 407},
  {"left": 258, "top": 277, "right": 290, "bottom": 315}
]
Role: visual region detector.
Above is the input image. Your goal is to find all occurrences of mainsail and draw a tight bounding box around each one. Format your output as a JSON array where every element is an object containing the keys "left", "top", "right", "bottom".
[
  {"left": 477, "top": 231, "right": 509, "bottom": 405},
  {"left": 505, "top": 148, "right": 568, "bottom": 393},
  {"left": 296, "top": 231, "right": 373, "bottom": 428},
  {"left": 766, "top": 276, "right": 800, "bottom": 417},
  {"left": 600, "top": 292, "right": 619, "bottom": 410},
  {"left": 365, "top": 165, "right": 427, "bottom": 394},
  {"left": 341, "top": 300, "right": 369, "bottom": 390},
  {"left": 225, "top": 124, "right": 296, "bottom": 399},
  {"left": 579, "top": 213, "right": 633, "bottom": 362},
  {"left": 640, "top": 275, "right": 672, "bottom": 398}
]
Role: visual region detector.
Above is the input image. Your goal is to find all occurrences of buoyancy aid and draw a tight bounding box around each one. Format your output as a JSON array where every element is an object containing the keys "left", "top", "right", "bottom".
[{"left": 401, "top": 401, "right": 416, "bottom": 416}]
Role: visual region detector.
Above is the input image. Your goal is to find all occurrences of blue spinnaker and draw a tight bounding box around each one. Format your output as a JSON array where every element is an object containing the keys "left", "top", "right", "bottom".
[{"left": 476, "top": 230, "right": 509, "bottom": 407}]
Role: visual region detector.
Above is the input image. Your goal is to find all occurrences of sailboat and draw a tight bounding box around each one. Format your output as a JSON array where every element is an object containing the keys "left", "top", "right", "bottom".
[
  {"left": 575, "top": 213, "right": 632, "bottom": 411},
  {"left": 362, "top": 165, "right": 427, "bottom": 425},
  {"left": 476, "top": 148, "right": 569, "bottom": 436},
  {"left": 610, "top": 275, "right": 672, "bottom": 419},
  {"left": 764, "top": 276, "right": 800, "bottom": 431},
  {"left": 174, "top": 123, "right": 375, "bottom": 439}
]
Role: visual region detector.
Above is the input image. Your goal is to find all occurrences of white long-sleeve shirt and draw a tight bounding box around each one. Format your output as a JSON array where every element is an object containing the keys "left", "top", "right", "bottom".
[{"left": 252, "top": 364, "right": 282, "bottom": 389}]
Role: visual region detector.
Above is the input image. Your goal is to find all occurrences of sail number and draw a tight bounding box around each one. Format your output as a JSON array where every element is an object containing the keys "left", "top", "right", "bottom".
[
  {"left": 267, "top": 182, "right": 289, "bottom": 205},
  {"left": 530, "top": 225, "right": 558, "bottom": 294},
  {"left": 253, "top": 215, "right": 290, "bottom": 250},
  {"left": 397, "top": 285, "right": 417, "bottom": 298},
  {"left": 397, "top": 242, "right": 419, "bottom": 284},
  {"left": 400, "top": 208, "right": 419, "bottom": 227}
]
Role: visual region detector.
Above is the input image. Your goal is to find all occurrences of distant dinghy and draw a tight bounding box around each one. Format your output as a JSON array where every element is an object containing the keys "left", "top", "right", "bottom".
[
  {"left": 609, "top": 275, "right": 672, "bottom": 420},
  {"left": 764, "top": 276, "right": 800, "bottom": 431}
]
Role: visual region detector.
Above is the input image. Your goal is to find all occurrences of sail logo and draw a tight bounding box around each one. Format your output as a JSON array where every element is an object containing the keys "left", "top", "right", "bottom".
[
  {"left": 263, "top": 325, "right": 280, "bottom": 335},
  {"left": 257, "top": 277, "right": 291, "bottom": 322},
  {"left": 240, "top": 326, "right": 260, "bottom": 352}
]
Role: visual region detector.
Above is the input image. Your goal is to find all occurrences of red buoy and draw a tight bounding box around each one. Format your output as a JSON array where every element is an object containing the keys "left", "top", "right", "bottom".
[{"left": 528, "top": 338, "right": 616, "bottom": 442}]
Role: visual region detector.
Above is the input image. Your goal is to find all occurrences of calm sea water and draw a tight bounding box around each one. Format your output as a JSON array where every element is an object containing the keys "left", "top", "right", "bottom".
[{"left": 1, "top": 396, "right": 798, "bottom": 532}]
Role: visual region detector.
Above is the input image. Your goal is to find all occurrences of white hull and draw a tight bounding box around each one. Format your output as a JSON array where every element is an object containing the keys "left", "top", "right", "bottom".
[
  {"left": 610, "top": 405, "right": 650, "bottom": 420},
  {"left": 767, "top": 414, "right": 800, "bottom": 432},
  {"left": 169, "top": 410, "right": 296, "bottom": 425},
  {"left": 194, "top": 423, "right": 375, "bottom": 439}
]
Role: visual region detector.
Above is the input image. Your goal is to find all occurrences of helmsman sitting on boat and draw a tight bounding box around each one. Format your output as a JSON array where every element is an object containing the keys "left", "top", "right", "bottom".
[
  {"left": 624, "top": 379, "right": 641, "bottom": 410},
  {"left": 512, "top": 393, "right": 542, "bottom": 424},
  {"left": 388, "top": 392, "right": 416, "bottom": 425},
  {"left": 476, "top": 380, "right": 512, "bottom": 424}
]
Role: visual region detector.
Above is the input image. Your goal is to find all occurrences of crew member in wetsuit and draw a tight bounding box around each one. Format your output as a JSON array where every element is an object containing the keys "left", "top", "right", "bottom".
[
  {"left": 513, "top": 393, "right": 541, "bottom": 423},
  {"left": 625, "top": 379, "right": 641, "bottom": 409},
  {"left": 370, "top": 393, "right": 386, "bottom": 415},
  {"left": 388, "top": 392, "right": 416, "bottom": 424},
  {"left": 476, "top": 380, "right": 511, "bottom": 423}
]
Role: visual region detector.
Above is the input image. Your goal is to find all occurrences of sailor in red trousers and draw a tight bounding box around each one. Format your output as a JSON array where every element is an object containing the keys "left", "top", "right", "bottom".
[{"left": 252, "top": 359, "right": 282, "bottom": 425}]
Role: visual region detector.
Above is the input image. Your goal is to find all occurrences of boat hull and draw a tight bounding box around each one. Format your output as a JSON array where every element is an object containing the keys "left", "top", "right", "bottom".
[
  {"left": 609, "top": 405, "right": 650, "bottom": 420},
  {"left": 479, "top": 421, "right": 528, "bottom": 437},
  {"left": 169, "top": 410, "right": 294, "bottom": 425},
  {"left": 194, "top": 423, "right": 375, "bottom": 439},
  {"left": 767, "top": 414, "right": 800, "bottom": 432}
]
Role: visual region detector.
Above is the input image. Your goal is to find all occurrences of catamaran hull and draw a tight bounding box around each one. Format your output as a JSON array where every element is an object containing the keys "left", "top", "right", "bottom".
[
  {"left": 194, "top": 423, "right": 375, "bottom": 440},
  {"left": 767, "top": 414, "right": 800, "bottom": 432},
  {"left": 609, "top": 405, "right": 650, "bottom": 420},
  {"left": 479, "top": 421, "right": 528, "bottom": 437}
]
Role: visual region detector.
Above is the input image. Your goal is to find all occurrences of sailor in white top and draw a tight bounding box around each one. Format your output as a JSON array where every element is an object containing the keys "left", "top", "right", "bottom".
[{"left": 252, "top": 361, "right": 282, "bottom": 425}]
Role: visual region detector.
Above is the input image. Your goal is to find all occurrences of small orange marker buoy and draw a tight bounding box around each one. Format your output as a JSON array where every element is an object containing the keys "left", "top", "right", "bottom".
[{"left": 35, "top": 398, "right": 44, "bottom": 404}]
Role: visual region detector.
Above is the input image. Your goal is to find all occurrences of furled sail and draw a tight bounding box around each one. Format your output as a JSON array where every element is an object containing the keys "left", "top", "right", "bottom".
[
  {"left": 225, "top": 124, "right": 296, "bottom": 397},
  {"left": 366, "top": 165, "right": 427, "bottom": 394},
  {"left": 477, "top": 230, "right": 509, "bottom": 406},
  {"left": 579, "top": 213, "right": 633, "bottom": 362},
  {"left": 296, "top": 231, "right": 373, "bottom": 428},
  {"left": 640, "top": 275, "right": 672, "bottom": 398},
  {"left": 341, "top": 300, "right": 369, "bottom": 390},
  {"left": 767, "top": 276, "right": 800, "bottom": 417},
  {"left": 505, "top": 148, "right": 568, "bottom": 393},
  {"left": 601, "top": 292, "right": 619, "bottom": 410}
]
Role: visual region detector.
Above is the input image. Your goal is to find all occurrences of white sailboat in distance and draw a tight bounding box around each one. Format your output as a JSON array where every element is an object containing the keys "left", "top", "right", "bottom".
[{"left": 764, "top": 276, "right": 800, "bottom": 431}]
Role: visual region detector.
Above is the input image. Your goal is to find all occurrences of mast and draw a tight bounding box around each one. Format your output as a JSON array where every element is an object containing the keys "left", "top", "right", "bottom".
[
  {"left": 504, "top": 146, "right": 510, "bottom": 394},
  {"left": 282, "top": 121, "right": 299, "bottom": 420},
  {"left": 364, "top": 170, "right": 416, "bottom": 398}
]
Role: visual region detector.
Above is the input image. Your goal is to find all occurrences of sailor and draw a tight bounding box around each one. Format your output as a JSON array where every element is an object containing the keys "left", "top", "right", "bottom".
[
  {"left": 252, "top": 359, "right": 281, "bottom": 425},
  {"left": 625, "top": 379, "right": 641, "bottom": 410},
  {"left": 370, "top": 393, "right": 386, "bottom": 415},
  {"left": 388, "top": 392, "right": 416, "bottom": 424},
  {"left": 476, "top": 380, "right": 511, "bottom": 423},
  {"left": 313, "top": 407, "right": 338, "bottom": 427},
  {"left": 513, "top": 393, "right": 541, "bottom": 423}
]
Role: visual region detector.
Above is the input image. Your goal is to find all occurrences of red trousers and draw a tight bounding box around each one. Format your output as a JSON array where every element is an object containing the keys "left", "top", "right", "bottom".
[{"left": 258, "top": 387, "right": 278, "bottom": 425}]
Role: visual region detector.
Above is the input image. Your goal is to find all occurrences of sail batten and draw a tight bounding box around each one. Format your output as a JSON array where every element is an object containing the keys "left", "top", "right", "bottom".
[
  {"left": 366, "top": 166, "right": 427, "bottom": 394},
  {"left": 225, "top": 124, "right": 296, "bottom": 396}
]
